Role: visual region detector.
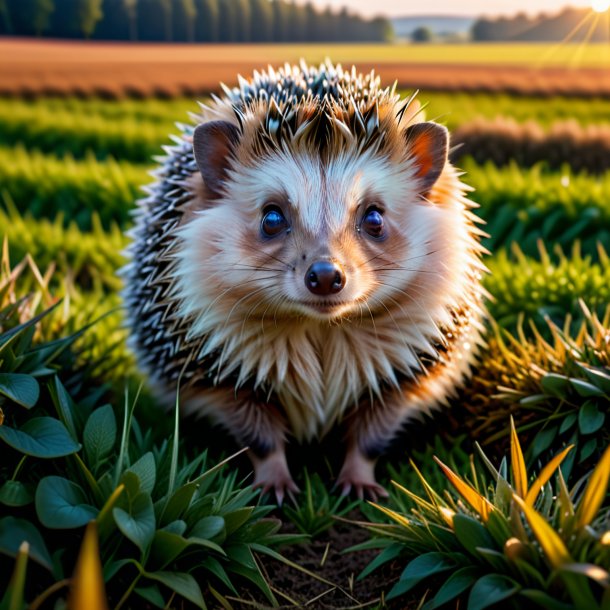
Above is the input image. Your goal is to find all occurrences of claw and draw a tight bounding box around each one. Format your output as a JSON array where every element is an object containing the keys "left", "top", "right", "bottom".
[
  {"left": 250, "top": 448, "right": 299, "bottom": 505},
  {"left": 336, "top": 447, "right": 388, "bottom": 501}
]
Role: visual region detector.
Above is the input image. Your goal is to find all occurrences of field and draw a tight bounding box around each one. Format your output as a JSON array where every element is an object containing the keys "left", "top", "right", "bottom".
[
  {"left": 1, "top": 41, "right": 610, "bottom": 610},
  {"left": 3, "top": 39, "right": 610, "bottom": 97}
]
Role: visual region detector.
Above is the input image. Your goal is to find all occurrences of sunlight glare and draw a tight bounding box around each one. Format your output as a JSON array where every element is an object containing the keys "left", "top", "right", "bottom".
[{"left": 591, "top": 0, "right": 610, "bottom": 13}]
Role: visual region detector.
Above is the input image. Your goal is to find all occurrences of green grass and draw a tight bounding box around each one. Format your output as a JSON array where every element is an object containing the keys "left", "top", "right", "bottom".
[
  {"left": 3, "top": 142, "right": 610, "bottom": 260},
  {"left": 0, "top": 146, "right": 149, "bottom": 230},
  {"left": 2, "top": 93, "right": 609, "bottom": 165}
]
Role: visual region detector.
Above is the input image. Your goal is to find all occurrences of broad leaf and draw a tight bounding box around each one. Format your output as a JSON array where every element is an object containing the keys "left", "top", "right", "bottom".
[
  {"left": 578, "top": 401, "right": 605, "bottom": 435},
  {"left": 467, "top": 574, "right": 520, "bottom": 610},
  {"left": 388, "top": 552, "right": 460, "bottom": 599},
  {"left": 0, "top": 417, "right": 80, "bottom": 458},
  {"left": 35, "top": 476, "right": 98, "bottom": 529},
  {"left": 84, "top": 405, "right": 117, "bottom": 465},
  {"left": 126, "top": 452, "right": 156, "bottom": 495},
  {"left": 425, "top": 566, "right": 479, "bottom": 609},
  {"left": 144, "top": 571, "right": 206, "bottom": 609},
  {"left": 0, "top": 480, "right": 33, "bottom": 507},
  {"left": 113, "top": 492, "right": 156, "bottom": 553},
  {"left": 0, "top": 517, "right": 52, "bottom": 570},
  {"left": 0, "top": 373, "right": 39, "bottom": 408},
  {"left": 453, "top": 514, "right": 497, "bottom": 556}
]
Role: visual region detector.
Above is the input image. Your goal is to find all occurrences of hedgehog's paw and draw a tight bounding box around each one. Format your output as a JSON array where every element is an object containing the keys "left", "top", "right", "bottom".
[
  {"left": 336, "top": 448, "right": 388, "bottom": 502},
  {"left": 250, "top": 448, "right": 299, "bottom": 506}
]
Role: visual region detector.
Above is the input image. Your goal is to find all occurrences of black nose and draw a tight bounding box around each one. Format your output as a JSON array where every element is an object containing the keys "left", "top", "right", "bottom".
[{"left": 304, "top": 261, "right": 345, "bottom": 296}]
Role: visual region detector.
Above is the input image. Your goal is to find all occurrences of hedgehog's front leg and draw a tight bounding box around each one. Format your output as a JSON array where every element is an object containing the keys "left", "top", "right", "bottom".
[
  {"left": 208, "top": 391, "right": 298, "bottom": 504},
  {"left": 337, "top": 392, "right": 413, "bottom": 500}
]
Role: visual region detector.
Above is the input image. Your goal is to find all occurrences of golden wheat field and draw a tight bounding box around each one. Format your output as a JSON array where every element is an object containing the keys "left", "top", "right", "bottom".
[{"left": 3, "top": 38, "right": 610, "bottom": 97}]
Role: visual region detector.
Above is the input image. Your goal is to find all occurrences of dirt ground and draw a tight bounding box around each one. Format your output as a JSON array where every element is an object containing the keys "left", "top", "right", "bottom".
[{"left": 3, "top": 38, "right": 610, "bottom": 98}]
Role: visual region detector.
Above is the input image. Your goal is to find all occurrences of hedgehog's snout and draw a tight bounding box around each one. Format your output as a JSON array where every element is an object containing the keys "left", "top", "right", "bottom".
[{"left": 304, "top": 261, "right": 346, "bottom": 296}]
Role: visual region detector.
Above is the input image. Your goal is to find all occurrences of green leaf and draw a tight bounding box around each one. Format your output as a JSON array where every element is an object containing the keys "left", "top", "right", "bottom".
[
  {"left": 0, "top": 373, "right": 39, "bottom": 408},
  {"left": 467, "top": 574, "right": 520, "bottom": 610},
  {"left": 144, "top": 571, "right": 206, "bottom": 609},
  {"left": 578, "top": 401, "right": 605, "bottom": 435},
  {"left": 0, "top": 417, "right": 80, "bottom": 458},
  {"left": 35, "top": 476, "right": 98, "bottom": 529},
  {"left": 425, "top": 566, "right": 479, "bottom": 610},
  {"left": 223, "top": 507, "right": 254, "bottom": 535},
  {"left": 571, "top": 379, "right": 606, "bottom": 398},
  {"left": 150, "top": 530, "right": 189, "bottom": 569},
  {"left": 0, "top": 517, "right": 52, "bottom": 571},
  {"left": 134, "top": 585, "right": 165, "bottom": 609},
  {"left": 579, "top": 438, "right": 597, "bottom": 463},
  {"left": 49, "top": 376, "right": 78, "bottom": 440},
  {"left": 541, "top": 374, "right": 571, "bottom": 398},
  {"left": 453, "top": 514, "right": 497, "bottom": 556},
  {"left": 530, "top": 426, "right": 558, "bottom": 461},
  {"left": 126, "top": 452, "right": 156, "bottom": 495},
  {"left": 84, "top": 405, "right": 116, "bottom": 465},
  {"left": 190, "top": 516, "right": 225, "bottom": 541},
  {"left": 113, "top": 492, "right": 155, "bottom": 553},
  {"left": 520, "top": 589, "right": 574, "bottom": 610},
  {"left": 387, "top": 552, "right": 460, "bottom": 599},
  {"left": 358, "top": 542, "right": 404, "bottom": 581},
  {"left": 579, "top": 364, "right": 610, "bottom": 394},
  {"left": 559, "top": 413, "right": 577, "bottom": 435},
  {"left": 0, "top": 481, "right": 33, "bottom": 507}
]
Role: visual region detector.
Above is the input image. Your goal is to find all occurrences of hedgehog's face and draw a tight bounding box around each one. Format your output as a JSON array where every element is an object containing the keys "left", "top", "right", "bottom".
[{"left": 178, "top": 118, "right": 449, "bottom": 325}]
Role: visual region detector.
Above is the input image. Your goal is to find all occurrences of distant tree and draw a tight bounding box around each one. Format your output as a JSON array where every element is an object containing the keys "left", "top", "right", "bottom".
[
  {"left": 250, "top": 0, "right": 272, "bottom": 42},
  {"left": 471, "top": 18, "right": 493, "bottom": 41},
  {"left": 286, "top": 0, "right": 304, "bottom": 41},
  {"left": 195, "top": 0, "right": 218, "bottom": 41},
  {"left": 271, "top": 0, "right": 286, "bottom": 42},
  {"left": 370, "top": 16, "right": 393, "bottom": 42},
  {"left": 0, "top": 0, "right": 12, "bottom": 34},
  {"left": 175, "top": 0, "right": 197, "bottom": 40},
  {"left": 234, "top": 0, "right": 250, "bottom": 42},
  {"left": 304, "top": 1, "right": 316, "bottom": 41},
  {"left": 411, "top": 25, "right": 432, "bottom": 42},
  {"left": 124, "top": 0, "right": 137, "bottom": 40},
  {"left": 218, "top": 0, "right": 237, "bottom": 41},
  {"left": 6, "top": 0, "right": 55, "bottom": 35},
  {"left": 160, "top": 0, "right": 171, "bottom": 40},
  {"left": 78, "top": 0, "right": 103, "bottom": 37}
]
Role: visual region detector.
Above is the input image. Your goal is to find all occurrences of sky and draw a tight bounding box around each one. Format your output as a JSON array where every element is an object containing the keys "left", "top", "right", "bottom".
[{"left": 313, "top": 0, "right": 595, "bottom": 18}]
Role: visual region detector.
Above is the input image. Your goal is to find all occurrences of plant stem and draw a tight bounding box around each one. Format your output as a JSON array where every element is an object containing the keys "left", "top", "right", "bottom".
[
  {"left": 115, "top": 572, "right": 141, "bottom": 610},
  {"left": 28, "top": 579, "right": 71, "bottom": 610}
]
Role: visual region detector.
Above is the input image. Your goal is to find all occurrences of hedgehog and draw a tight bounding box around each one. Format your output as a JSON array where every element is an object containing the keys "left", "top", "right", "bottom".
[{"left": 121, "top": 60, "right": 487, "bottom": 502}]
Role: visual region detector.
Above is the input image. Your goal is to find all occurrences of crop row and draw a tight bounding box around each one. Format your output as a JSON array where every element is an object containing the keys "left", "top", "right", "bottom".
[
  {"left": 2, "top": 93, "right": 610, "bottom": 165},
  {"left": 452, "top": 117, "right": 610, "bottom": 173},
  {"left": 0, "top": 103, "right": 179, "bottom": 163},
  {"left": 0, "top": 145, "right": 149, "bottom": 230},
  {"left": 2, "top": 146, "right": 609, "bottom": 257}
]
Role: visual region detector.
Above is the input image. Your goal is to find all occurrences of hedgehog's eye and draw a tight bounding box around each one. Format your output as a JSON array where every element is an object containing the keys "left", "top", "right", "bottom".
[
  {"left": 261, "top": 206, "right": 289, "bottom": 237},
  {"left": 361, "top": 207, "right": 385, "bottom": 239}
]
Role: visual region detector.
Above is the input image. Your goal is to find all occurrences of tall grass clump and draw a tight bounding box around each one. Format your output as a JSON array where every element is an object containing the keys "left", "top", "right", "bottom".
[{"left": 0, "top": 146, "right": 149, "bottom": 230}]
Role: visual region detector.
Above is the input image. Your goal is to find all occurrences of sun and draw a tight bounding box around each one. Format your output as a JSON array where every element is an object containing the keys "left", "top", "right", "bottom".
[{"left": 591, "top": 0, "right": 610, "bottom": 12}]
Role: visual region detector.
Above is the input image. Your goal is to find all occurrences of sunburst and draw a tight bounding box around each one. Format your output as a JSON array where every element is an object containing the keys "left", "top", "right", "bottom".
[{"left": 591, "top": 0, "right": 610, "bottom": 13}]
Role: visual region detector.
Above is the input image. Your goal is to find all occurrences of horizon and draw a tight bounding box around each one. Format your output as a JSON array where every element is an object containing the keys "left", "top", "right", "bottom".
[{"left": 313, "top": 0, "right": 596, "bottom": 19}]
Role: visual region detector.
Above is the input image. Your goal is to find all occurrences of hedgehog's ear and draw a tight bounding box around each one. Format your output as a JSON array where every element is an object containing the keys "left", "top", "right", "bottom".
[
  {"left": 193, "top": 120, "right": 240, "bottom": 198},
  {"left": 404, "top": 122, "right": 448, "bottom": 194}
]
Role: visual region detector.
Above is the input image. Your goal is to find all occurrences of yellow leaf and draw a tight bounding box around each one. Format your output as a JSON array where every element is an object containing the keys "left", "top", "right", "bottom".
[
  {"left": 514, "top": 495, "right": 571, "bottom": 569},
  {"left": 68, "top": 521, "right": 109, "bottom": 610},
  {"left": 439, "top": 507, "right": 456, "bottom": 529},
  {"left": 525, "top": 445, "right": 574, "bottom": 506},
  {"left": 434, "top": 457, "right": 494, "bottom": 522},
  {"left": 576, "top": 443, "right": 610, "bottom": 529},
  {"left": 601, "top": 531, "right": 610, "bottom": 546},
  {"left": 511, "top": 417, "right": 528, "bottom": 499},
  {"left": 370, "top": 502, "right": 411, "bottom": 528}
]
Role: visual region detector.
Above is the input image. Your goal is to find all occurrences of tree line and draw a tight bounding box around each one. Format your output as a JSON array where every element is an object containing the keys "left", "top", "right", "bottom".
[{"left": 0, "top": 0, "right": 393, "bottom": 42}]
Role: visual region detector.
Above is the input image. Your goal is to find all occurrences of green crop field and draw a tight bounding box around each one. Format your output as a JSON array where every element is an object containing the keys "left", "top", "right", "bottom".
[{"left": 1, "top": 49, "right": 609, "bottom": 610}]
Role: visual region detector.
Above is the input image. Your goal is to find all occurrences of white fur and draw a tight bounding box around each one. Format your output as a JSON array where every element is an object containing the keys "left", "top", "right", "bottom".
[{"left": 170, "top": 144, "right": 485, "bottom": 440}]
